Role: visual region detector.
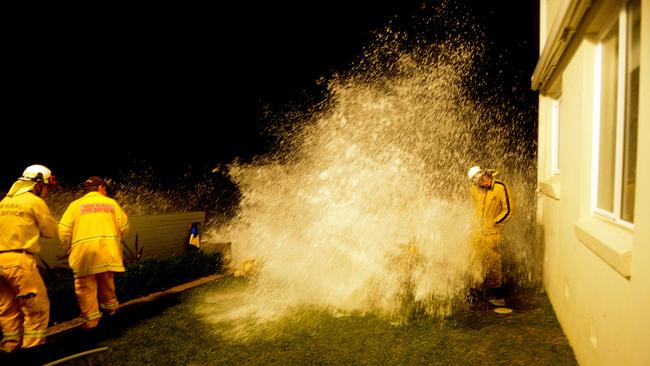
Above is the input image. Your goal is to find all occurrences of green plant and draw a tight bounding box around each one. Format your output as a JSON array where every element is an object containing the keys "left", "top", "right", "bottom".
[{"left": 46, "top": 249, "right": 223, "bottom": 325}]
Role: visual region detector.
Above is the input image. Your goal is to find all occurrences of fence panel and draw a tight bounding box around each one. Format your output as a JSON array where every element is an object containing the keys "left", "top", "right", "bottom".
[{"left": 37, "top": 211, "right": 205, "bottom": 268}]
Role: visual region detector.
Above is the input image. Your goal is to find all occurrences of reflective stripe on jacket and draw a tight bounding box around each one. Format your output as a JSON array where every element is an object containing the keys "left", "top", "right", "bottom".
[
  {"left": 470, "top": 179, "right": 514, "bottom": 235},
  {"left": 58, "top": 192, "right": 130, "bottom": 278},
  {"left": 0, "top": 191, "right": 58, "bottom": 253}
]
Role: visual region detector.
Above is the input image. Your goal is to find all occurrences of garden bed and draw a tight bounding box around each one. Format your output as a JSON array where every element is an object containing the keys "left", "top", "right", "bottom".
[{"left": 44, "top": 249, "right": 224, "bottom": 327}]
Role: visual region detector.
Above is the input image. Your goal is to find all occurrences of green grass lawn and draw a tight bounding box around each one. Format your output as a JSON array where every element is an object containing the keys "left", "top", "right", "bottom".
[{"left": 16, "top": 277, "right": 577, "bottom": 365}]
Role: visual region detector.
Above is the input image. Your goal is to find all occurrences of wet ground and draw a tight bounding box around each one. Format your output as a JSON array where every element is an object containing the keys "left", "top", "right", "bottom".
[{"left": 2, "top": 277, "right": 577, "bottom": 365}]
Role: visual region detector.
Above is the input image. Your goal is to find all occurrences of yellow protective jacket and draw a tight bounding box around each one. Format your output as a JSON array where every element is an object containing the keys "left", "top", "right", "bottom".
[
  {"left": 58, "top": 192, "right": 130, "bottom": 278},
  {"left": 0, "top": 191, "right": 58, "bottom": 253},
  {"left": 470, "top": 178, "right": 514, "bottom": 235}
]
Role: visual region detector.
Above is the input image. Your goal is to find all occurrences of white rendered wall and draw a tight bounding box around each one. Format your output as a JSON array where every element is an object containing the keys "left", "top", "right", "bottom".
[{"left": 537, "top": 1, "right": 650, "bottom": 365}]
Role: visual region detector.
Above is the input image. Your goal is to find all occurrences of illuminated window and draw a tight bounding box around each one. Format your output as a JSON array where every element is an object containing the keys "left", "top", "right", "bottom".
[{"left": 593, "top": 0, "right": 639, "bottom": 226}]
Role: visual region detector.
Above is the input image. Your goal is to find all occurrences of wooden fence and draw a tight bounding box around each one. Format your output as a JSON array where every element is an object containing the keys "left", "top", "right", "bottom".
[{"left": 38, "top": 211, "right": 205, "bottom": 268}]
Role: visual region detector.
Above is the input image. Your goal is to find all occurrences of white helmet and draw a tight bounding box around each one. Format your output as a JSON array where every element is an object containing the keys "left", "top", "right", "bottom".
[
  {"left": 467, "top": 165, "right": 482, "bottom": 181},
  {"left": 19, "top": 164, "right": 56, "bottom": 185}
]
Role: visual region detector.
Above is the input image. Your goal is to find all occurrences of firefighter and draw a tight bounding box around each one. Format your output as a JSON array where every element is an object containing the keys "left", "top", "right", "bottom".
[
  {"left": 58, "top": 176, "right": 129, "bottom": 329},
  {"left": 0, "top": 164, "right": 58, "bottom": 353},
  {"left": 467, "top": 165, "right": 514, "bottom": 303}
]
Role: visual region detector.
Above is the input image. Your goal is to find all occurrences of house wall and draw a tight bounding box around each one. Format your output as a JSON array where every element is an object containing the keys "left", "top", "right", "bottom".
[{"left": 537, "top": 1, "right": 650, "bottom": 365}]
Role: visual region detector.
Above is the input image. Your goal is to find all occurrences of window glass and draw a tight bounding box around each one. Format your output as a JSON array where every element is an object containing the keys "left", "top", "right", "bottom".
[
  {"left": 622, "top": 0, "right": 640, "bottom": 222},
  {"left": 597, "top": 23, "right": 618, "bottom": 213}
]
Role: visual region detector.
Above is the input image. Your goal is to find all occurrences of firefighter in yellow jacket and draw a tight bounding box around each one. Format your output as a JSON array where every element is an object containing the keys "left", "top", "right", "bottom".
[
  {"left": 467, "top": 166, "right": 514, "bottom": 297},
  {"left": 58, "top": 176, "right": 129, "bottom": 329},
  {"left": 0, "top": 164, "right": 58, "bottom": 353}
]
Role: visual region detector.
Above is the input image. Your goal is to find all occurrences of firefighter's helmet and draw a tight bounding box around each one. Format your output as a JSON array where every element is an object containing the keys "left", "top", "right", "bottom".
[
  {"left": 467, "top": 166, "right": 482, "bottom": 181},
  {"left": 19, "top": 164, "right": 56, "bottom": 185}
]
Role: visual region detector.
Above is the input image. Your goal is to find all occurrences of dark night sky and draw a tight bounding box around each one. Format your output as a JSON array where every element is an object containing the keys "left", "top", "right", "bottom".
[{"left": 2, "top": 1, "right": 538, "bottom": 191}]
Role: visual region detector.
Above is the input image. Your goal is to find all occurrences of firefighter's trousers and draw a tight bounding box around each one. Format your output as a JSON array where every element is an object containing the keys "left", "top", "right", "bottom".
[
  {"left": 470, "top": 231, "right": 503, "bottom": 289},
  {"left": 74, "top": 271, "right": 119, "bottom": 329},
  {"left": 0, "top": 251, "right": 49, "bottom": 352}
]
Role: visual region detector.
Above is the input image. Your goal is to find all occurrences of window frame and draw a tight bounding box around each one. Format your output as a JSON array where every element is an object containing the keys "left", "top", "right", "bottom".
[
  {"left": 551, "top": 98, "right": 561, "bottom": 176},
  {"left": 591, "top": 1, "right": 638, "bottom": 230}
]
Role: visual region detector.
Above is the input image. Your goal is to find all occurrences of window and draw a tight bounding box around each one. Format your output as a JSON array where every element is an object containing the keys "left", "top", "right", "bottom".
[
  {"left": 593, "top": 0, "right": 639, "bottom": 227},
  {"left": 551, "top": 99, "right": 561, "bottom": 175}
]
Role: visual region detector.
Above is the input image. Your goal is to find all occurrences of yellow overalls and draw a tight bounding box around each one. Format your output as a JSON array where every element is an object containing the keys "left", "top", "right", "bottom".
[
  {"left": 470, "top": 179, "right": 513, "bottom": 289},
  {"left": 0, "top": 187, "right": 58, "bottom": 352},
  {"left": 59, "top": 192, "right": 129, "bottom": 329}
]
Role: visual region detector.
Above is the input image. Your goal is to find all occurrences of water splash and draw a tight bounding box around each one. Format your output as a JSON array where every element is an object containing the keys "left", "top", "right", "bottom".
[
  {"left": 45, "top": 166, "right": 239, "bottom": 229},
  {"left": 202, "top": 21, "right": 540, "bottom": 339}
]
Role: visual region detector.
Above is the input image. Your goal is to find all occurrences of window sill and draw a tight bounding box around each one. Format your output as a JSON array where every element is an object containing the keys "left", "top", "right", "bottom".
[
  {"left": 573, "top": 218, "right": 632, "bottom": 278},
  {"left": 539, "top": 177, "right": 561, "bottom": 200}
]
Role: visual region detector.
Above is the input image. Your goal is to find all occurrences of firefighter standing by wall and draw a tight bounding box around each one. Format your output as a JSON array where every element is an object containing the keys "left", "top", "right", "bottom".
[
  {"left": 467, "top": 166, "right": 514, "bottom": 304},
  {"left": 0, "top": 165, "right": 58, "bottom": 353},
  {"left": 58, "top": 176, "right": 129, "bottom": 330}
]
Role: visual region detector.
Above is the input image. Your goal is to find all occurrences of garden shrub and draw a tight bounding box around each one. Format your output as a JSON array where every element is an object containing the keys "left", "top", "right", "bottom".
[{"left": 46, "top": 249, "right": 223, "bottom": 325}]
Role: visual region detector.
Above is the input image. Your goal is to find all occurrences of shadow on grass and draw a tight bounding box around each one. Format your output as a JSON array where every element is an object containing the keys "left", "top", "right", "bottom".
[{"left": 0, "top": 295, "right": 184, "bottom": 366}]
